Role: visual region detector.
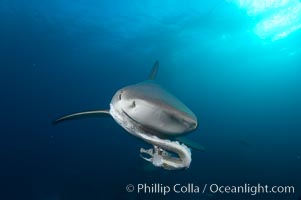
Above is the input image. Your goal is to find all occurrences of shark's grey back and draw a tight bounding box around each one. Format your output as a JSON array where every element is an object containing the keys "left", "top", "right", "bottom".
[{"left": 125, "top": 82, "right": 195, "bottom": 118}]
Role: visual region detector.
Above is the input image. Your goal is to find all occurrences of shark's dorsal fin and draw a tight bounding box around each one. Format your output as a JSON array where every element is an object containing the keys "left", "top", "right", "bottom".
[
  {"left": 148, "top": 60, "right": 159, "bottom": 80},
  {"left": 53, "top": 110, "right": 110, "bottom": 124}
]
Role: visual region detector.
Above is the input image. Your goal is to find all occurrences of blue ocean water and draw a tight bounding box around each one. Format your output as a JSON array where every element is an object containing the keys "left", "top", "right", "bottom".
[{"left": 1, "top": 0, "right": 301, "bottom": 199}]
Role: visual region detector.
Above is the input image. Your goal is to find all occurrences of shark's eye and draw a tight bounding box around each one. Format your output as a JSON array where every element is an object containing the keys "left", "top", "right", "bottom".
[{"left": 118, "top": 91, "right": 123, "bottom": 100}]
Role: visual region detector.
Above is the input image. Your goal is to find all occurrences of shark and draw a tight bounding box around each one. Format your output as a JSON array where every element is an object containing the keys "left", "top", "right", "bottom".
[{"left": 54, "top": 61, "right": 201, "bottom": 170}]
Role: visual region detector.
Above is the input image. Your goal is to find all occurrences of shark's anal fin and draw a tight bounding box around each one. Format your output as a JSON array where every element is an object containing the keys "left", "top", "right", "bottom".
[
  {"left": 176, "top": 136, "right": 206, "bottom": 152},
  {"left": 53, "top": 110, "right": 110, "bottom": 125},
  {"left": 148, "top": 60, "right": 159, "bottom": 80}
]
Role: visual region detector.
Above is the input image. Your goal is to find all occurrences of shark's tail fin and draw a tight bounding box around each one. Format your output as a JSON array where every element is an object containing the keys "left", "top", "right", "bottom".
[{"left": 148, "top": 60, "right": 159, "bottom": 80}]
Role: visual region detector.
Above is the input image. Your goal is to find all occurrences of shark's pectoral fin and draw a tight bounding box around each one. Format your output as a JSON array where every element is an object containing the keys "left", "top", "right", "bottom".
[
  {"left": 148, "top": 60, "right": 159, "bottom": 80},
  {"left": 176, "top": 136, "right": 206, "bottom": 152},
  {"left": 53, "top": 110, "right": 110, "bottom": 124}
]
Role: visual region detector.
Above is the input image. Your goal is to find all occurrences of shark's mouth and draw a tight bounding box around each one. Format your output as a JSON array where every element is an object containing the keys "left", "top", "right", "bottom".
[{"left": 122, "top": 109, "right": 142, "bottom": 126}]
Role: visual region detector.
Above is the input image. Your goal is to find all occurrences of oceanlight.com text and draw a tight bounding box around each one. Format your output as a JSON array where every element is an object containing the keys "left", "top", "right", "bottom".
[{"left": 208, "top": 183, "right": 295, "bottom": 196}]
